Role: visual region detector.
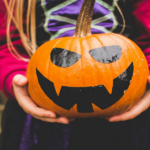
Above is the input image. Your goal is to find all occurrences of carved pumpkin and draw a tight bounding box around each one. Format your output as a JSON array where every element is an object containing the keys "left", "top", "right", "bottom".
[{"left": 26, "top": 0, "right": 149, "bottom": 118}]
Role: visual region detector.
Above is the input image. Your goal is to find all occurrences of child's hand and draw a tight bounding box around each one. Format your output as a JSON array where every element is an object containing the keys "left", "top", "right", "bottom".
[
  {"left": 13, "top": 74, "right": 72, "bottom": 124},
  {"left": 109, "top": 76, "right": 150, "bottom": 122}
]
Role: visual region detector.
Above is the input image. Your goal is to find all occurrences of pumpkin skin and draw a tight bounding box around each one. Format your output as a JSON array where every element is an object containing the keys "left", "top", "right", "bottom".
[{"left": 26, "top": 33, "right": 149, "bottom": 118}]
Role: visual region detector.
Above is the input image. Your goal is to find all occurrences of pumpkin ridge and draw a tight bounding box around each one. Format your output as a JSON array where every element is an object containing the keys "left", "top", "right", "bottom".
[
  {"left": 45, "top": 44, "right": 59, "bottom": 107},
  {"left": 122, "top": 36, "right": 145, "bottom": 108},
  {"left": 110, "top": 34, "right": 134, "bottom": 114},
  {"left": 67, "top": 37, "right": 78, "bottom": 87},
  {"left": 48, "top": 38, "right": 63, "bottom": 89},
  {"left": 116, "top": 34, "right": 141, "bottom": 62},
  {"left": 34, "top": 44, "right": 47, "bottom": 108},
  {"left": 51, "top": 38, "right": 71, "bottom": 95},
  {"left": 111, "top": 34, "right": 146, "bottom": 115},
  {"left": 92, "top": 34, "right": 114, "bottom": 91},
  {"left": 92, "top": 34, "right": 104, "bottom": 47},
  {"left": 85, "top": 36, "right": 99, "bottom": 87},
  {"left": 80, "top": 38, "right": 85, "bottom": 88}
]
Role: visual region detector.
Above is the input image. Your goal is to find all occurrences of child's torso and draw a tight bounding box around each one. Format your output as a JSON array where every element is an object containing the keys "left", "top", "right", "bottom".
[{"left": 36, "top": 0, "right": 136, "bottom": 46}]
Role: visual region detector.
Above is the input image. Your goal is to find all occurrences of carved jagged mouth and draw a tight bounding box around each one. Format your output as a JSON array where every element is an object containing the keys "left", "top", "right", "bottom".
[{"left": 36, "top": 62, "right": 133, "bottom": 113}]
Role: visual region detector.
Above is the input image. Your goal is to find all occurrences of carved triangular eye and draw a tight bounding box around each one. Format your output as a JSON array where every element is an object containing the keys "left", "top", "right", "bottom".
[
  {"left": 89, "top": 45, "right": 122, "bottom": 63},
  {"left": 50, "top": 48, "right": 81, "bottom": 68}
]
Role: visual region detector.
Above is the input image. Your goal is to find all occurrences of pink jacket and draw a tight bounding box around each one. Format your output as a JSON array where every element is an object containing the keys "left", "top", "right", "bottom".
[
  {"left": 0, "top": 1, "right": 28, "bottom": 98},
  {"left": 0, "top": 0, "right": 150, "bottom": 99}
]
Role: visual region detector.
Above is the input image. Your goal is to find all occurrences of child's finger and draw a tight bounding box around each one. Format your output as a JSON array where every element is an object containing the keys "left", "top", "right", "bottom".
[
  {"left": 33, "top": 116, "right": 69, "bottom": 124},
  {"left": 13, "top": 74, "right": 28, "bottom": 86},
  {"left": 109, "top": 91, "right": 150, "bottom": 122},
  {"left": 13, "top": 74, "right": 71, "bottom": 123},
  {"left": 17, "top": 94, "right": 56, "bottom": 118},
  {"left": 29, "top": 106, "right": 56, "bottom": 118},
  {"left": 13, "top": 77, "right": 56, "bottom": 118}
]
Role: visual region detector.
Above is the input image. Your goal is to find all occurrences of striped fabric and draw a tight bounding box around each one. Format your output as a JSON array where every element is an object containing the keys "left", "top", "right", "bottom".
[{"left": 36, "top": 0, "right": 135, "bottom": 46}]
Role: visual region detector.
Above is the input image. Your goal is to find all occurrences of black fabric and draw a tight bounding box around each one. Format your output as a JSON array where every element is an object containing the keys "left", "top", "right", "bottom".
[
  {"left": 0, "top": 100, "right": 74, "bottom": 150},
  {"left": 68, "top": 109, "right": 150, "bottom": 150},
  {"left": 1, "top": 100, "right": 150, "bottom": 150},
  {"left": 0, "top": 100, "right": 26, "bottom": 150},
  {"left": 68, "top": 118, "right": 133, "bottom": 150}
]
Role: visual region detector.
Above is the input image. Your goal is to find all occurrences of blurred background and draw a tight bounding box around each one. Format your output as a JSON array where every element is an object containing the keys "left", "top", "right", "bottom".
[{"left": 0, "top": 91, "right": 7, "bottom": 133}]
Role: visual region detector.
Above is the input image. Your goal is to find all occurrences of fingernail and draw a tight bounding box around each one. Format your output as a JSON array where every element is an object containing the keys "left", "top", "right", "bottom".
[{"left": 19, "top": 77, "right": 27, "bottom": 84}]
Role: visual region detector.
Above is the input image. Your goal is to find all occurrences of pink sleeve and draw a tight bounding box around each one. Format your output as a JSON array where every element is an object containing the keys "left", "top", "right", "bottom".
[
  {"left": 130, "top": 0, "right": 150, "bottom": 71},
  {"left": 0, "top": 1, "right": 28, "bottom": 99}
]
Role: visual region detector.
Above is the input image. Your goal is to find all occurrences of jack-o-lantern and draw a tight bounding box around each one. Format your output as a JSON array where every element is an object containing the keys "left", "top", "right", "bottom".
[{"left": 26, "top": 0, "right": 149, "bottom": 118}]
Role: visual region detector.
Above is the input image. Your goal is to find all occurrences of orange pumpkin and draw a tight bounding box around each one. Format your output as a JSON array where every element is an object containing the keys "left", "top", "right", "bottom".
[{"left": 26, "top": 0, "right": 149, "bottom": 118}]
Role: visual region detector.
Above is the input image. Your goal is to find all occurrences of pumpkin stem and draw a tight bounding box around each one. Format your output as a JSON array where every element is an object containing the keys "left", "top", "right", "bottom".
[{"left": 74, "top": 0, "right": 95, "bottom": 37}]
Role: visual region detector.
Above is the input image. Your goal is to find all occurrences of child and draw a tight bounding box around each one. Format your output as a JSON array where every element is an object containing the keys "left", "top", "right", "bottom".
[{"left": 0, "top": 0, "right": 150, "bottom": 150}]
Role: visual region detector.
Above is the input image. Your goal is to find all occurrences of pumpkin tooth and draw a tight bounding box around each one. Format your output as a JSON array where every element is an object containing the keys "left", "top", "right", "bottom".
[
  {"left": 103, "top": 78, "right": 113, "bottom": 94},
  {"left": 54, "top": 83, "right": 62, "bottom": 96}
]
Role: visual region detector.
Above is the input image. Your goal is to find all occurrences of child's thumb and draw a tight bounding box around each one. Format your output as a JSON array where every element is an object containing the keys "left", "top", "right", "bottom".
[{"left": 13, "top": 75, "right": 28, "bottom": 86}]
